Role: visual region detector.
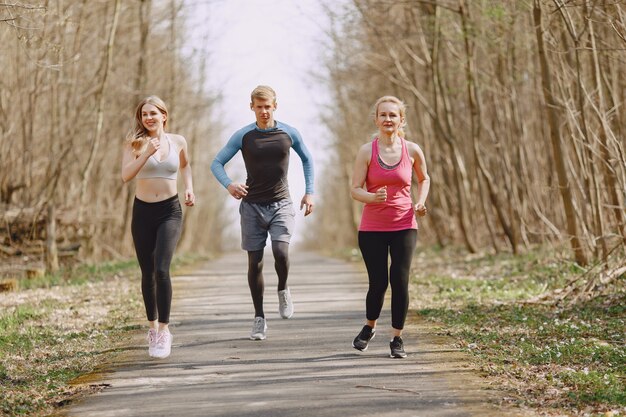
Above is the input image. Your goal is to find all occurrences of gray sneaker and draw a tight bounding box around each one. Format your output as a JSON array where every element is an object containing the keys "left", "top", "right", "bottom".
[
  {"left": 250, "top": 316, "right": 267, "bottom": 340},
  {"left": 278, "top": 288, "right": 294, "bottom": 319}
]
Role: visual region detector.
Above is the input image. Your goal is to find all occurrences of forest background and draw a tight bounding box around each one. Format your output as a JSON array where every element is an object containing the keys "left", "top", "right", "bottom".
[
  {"left": 0, "top": 1, "right": 625, "bottom": 416},
  {"left": 1, "top": 0, "right": 625, "bottom": 274}
]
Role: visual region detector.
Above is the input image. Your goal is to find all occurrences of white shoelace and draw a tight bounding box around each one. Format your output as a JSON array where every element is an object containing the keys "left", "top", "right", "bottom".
[{"left": 157, "top": 331, "right": 171, "bottom": 347}]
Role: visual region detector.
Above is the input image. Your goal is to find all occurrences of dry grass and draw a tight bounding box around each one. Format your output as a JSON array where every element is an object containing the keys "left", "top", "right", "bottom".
[
  {"left": 0, "top": 270, "right": 143, "bottom": 416},
  {"left": 409, "top": 246, "right": 626, "bottom": 417}
]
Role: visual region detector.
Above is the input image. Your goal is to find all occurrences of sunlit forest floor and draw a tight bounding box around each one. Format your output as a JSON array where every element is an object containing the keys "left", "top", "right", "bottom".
[
  {"left": 0, "top": 248, "right": 623, "bottom": 417},
  {"left": 408, "top": 246, "right": 625, "bottom": 417}
]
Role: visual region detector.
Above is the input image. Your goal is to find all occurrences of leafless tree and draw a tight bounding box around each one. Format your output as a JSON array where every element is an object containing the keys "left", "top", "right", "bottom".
[
  {"left": 0, "top": 0, "right": 224, "bottom": 269},
  {"left": 310, "top": 0, "right": 625, "bottom": 269}
]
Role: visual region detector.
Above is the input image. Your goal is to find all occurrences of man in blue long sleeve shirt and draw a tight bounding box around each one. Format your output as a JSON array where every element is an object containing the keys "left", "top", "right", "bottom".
[{"left": 211, "top": 85, "right": 314, "bottom": 340}]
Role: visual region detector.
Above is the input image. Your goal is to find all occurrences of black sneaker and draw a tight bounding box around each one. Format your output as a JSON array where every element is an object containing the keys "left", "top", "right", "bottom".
[
  {"left": 390, "top": 336, "right": 407, "bottom": 358},
  {"left": 352, "top": 325, "right": 376, "bottom": 351}
]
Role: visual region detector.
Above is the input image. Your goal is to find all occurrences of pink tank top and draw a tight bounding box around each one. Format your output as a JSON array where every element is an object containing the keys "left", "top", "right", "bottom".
[{"left": 359, "top": 138, "right": 417, "bottom": 231}]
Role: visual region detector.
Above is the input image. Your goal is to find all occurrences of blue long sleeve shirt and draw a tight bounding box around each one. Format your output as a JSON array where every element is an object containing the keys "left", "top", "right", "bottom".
[{"left": 211, "top": 121, "right": 314, "bottom": 203}]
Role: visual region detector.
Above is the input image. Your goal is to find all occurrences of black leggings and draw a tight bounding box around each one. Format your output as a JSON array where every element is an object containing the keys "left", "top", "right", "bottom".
[
  {"left": 247, "top": 241, "right": 289, "bottom": 318},
  {"left": 358, "top": 229, "right": 417, "bottom": 330},
  {"left": 131, "top": 195, "right": 182, "bottom": 324}
]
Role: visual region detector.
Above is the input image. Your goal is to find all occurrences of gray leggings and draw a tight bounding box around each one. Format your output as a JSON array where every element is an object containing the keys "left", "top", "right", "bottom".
[
  {"left": 247, "top": 241, "right": 289, "bottom": 318},
  {"left": 131, "top": 195, "right": 182, "bottom": 324}
]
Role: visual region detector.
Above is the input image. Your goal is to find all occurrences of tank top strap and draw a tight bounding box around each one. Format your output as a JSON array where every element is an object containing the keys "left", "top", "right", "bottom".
[
  {"left": 165, "top": 134, "right": 177, "bottom": 163},
  {"left": 165, "top": 133, "right": 172, "bottom": 155},
  {"left": 371, "top": 138, "right": 380, "bottom": 162},
  {"left": 401, "top": 137, "right": 409, "bottom": 162}
]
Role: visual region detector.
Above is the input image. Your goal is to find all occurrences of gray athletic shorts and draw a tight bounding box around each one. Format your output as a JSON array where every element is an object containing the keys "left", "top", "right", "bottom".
[{"left": 239, "top": 199, "right": 295, "bottom": 251}]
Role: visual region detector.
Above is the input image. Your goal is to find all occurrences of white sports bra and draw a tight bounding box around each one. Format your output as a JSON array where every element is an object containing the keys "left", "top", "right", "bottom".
[{"left": 136, "top": 135, "right": 179, "bottom": 180}]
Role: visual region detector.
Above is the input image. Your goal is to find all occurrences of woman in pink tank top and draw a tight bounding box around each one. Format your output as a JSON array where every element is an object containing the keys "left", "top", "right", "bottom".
[{"left": 350, "top": 95, "right": 430, "bottom": 358}]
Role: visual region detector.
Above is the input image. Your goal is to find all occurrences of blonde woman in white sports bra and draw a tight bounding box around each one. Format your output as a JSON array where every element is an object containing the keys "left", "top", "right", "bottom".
[{"left": 121, "top": 95, "right": 195, "bottom": 359}]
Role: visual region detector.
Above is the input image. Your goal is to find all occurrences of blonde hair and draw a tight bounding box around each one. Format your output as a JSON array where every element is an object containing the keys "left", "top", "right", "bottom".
[
  {"left": 373, "top": 95, "right": 407, "bottom": 138},
  {"left": 126, "top": 95, "right": 169, "bottom": 155},
  {"left": 250, "top": 85, "right": 277, "bottom": 104}
]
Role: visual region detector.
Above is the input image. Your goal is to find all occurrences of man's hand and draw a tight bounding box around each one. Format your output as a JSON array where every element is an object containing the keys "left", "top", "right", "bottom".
[
  {"left": 227, "top": 183, "right": 249, "bottom": 200},
  {"left": 300, "top": 194, "right": 314, "bottom": 216}
]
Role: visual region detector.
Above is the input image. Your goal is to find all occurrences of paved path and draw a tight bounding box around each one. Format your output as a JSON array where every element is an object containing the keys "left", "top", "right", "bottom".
[{"left": 64, "top": 251, "right": 520, "bottom": 417}]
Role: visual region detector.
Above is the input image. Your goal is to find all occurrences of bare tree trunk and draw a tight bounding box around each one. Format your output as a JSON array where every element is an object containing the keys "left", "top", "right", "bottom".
[
  {"left": 45, "top": 203, "right": 59, "bottom": 273},
  {"left": 179, "top": 42, "right": 208, "bottom": 250},
  {"left": 78, "top": 0, "right": 121, "bottom": 258},
  {"left": 533, "top": 0, "right": 588, "bottom": 265},
  {"left": 459, "top": 0, "right": 518, "bottom": 254},
  {"left": 168, "top": 0, "right": 181, "bottom": 115},
  {"left": 554, "top": 0, "right": 605, "bottom": 259},
  {"left": 582, "top": 9, "right": 608, "bottom": 260},
  {"left": 590, "top": 3, "right": 626, "bottom": 249},
  {"left": 21, "top": 46, "right": 45, "bottom": 205},
  {"left": 503, "top": 30, "right": 529, "bottom": 251},
  {"left": 430, "top": 8, "right": 477, "bottom": 253},
  {"left": 78, "top": 0, "right": 121, "bottom": 214},
  {"left": 120, "top": 0, "right": 152, "bottom": 249}
]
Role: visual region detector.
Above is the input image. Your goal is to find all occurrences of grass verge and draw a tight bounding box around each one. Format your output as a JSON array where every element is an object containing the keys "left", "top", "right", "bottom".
[
  {"left": 0, "top": 254, "right": 207, "bottom": 417},
  {"left": 409, "top": 247, "right": 625, "bottom": 417}
]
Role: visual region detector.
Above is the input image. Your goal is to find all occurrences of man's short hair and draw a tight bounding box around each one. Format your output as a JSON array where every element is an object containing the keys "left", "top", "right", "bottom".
[{"left": 251, "top": 85, "right": 277, "bottom": 103}]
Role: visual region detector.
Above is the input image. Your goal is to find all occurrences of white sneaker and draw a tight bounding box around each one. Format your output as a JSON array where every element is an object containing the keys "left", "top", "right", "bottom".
[
  {"left": 250, "top": 317, "right": 267, "bottom": 340},
  {"left": 147, "top": 328, "right": 158, "bottom": 357},
  {"left": 278, "top": 288, "right": 294, "bottom": 319},
  {"left": 153, "top": 330, "right": 173, "bottom": 359}
]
